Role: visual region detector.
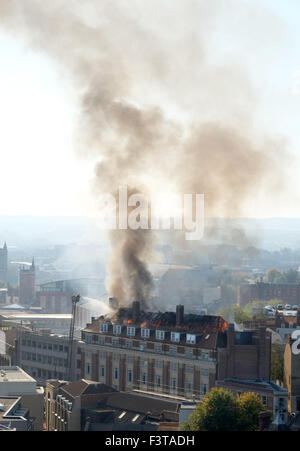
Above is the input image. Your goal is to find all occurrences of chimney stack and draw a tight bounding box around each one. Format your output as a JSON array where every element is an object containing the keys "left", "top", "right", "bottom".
[
  {"left": 176, "top": 304, "right": 184, "bottom": 326},
  {"left": 132, "top": 301, "right": 140, "bottom": 324}
]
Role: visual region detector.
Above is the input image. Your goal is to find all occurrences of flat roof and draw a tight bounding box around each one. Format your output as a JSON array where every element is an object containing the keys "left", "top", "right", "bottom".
[
  {"left": 0, "top": 397, "right": 20, "bottom": 420},
  {"left": 0, "top": 366, "right": 36, "bottom": 383},
  {"left": 1, "top": 314, "right": 72, "bottom": 319}
]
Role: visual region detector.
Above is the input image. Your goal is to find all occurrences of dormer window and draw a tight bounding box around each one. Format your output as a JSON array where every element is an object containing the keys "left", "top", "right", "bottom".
[
  {"left": 186, "top": 334, "right": 196, "bottom": 344},
  {"left": 113, "top": 324, "right": 122, "bottom": 335},
  {"left": 171, "top": 332, "right": 180, "bottom": 343},
  {"left": 141, "top": 328, "right": 150, "bottom": 338},
  {"left": 156, "top": 330, "right": 165, "bottom": 340},
  {"left": 100, "top": 323, "right": 109, "bottom": 333},
  {"left": 127, "top": 326, "right": 136, "bottom": 337}
]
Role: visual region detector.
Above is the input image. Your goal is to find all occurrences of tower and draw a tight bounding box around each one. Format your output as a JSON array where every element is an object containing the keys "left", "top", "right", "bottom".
[
  {"left": 19, "top": 257, "right": 36, "bottom": 306},
  {"left": 0, "top": 242, "right": 8, "bottom": 284}
]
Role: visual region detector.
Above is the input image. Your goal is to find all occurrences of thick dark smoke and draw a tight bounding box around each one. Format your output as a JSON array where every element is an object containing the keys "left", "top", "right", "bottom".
[{"left": 0, "top": 0, "right": 293, "bottom": 306}]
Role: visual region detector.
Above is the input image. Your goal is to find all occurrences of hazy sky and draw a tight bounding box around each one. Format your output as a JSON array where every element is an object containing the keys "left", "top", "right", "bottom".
[{"left": 0, "top": 0, "right": 300, "bottom": 217}]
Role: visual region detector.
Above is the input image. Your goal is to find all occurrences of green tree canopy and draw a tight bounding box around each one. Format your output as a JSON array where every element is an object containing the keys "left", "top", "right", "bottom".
[
  {"left": 182, "top": 388, "right": 266, "bottom": 431},
  {"left": 266, "top": 268, "right": 282, "bottom": 283},
  {"left": 237, "top": 392, "right": 265, "bottom": 431},
  {"left": 182, "top": 388, "right": 238, "bottom": 431}
]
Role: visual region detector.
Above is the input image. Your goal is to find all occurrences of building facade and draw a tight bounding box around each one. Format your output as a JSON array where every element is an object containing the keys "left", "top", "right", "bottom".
[
  {"left": 45, "top": 379, "right": 180, "bottom": 431},
  {"left": 0, "top": 243, "right": 7, "bottom": 285},
  {"left": 16, "top": 330, "right": 82, "bottom": 384},
  {"left": 0, "top": 366, "right": 44, "bottom": 430},
  {"left": 217, "top": 324, "right": 271, "bottom": 380},
  {"left": 216, "top": 378, "right": 288, "bottom": 423},
  {"left": 19, "top": 259, "right": 36, "bottom": 306},
  {"left": 239, "top": 282, "right": 300, "bottom": 308}
]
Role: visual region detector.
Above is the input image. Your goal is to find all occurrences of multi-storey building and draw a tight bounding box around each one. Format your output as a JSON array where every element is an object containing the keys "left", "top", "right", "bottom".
[
  {"left": 16, "top": 330, "right": 83, "bottom": 384},
  {"left": 0, "top": 366, "right": 44, "bottom": 430},
  {"left": 0, "top": 243, "right": 7, "bottom": 285},
  {"left": 79, "top": 303, "right": 227, "bottom": 400},
  {"left": 19, "top": 259, "right": 35, "bottom": 306},
  {"left": 216, "top": 378, "right": 288, "bottom": 423},
  {"left": 239, "top": 282, "right": 300, "bottom": 308},
  {"left": 45, "top": 378, "right": 181, "bottom": 431},
  {"left": 79, "top": 303, "right": 272, "bottom": 400}
]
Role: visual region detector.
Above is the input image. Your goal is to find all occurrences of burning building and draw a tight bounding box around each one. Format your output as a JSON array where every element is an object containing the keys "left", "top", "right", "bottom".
[{"left": 79, "top": 302, "right": 271, "bottom": 400}]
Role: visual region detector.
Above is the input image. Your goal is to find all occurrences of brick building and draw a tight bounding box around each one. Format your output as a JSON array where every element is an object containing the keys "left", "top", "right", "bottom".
[
  {"left": 19, "top": 259, "right": 35, "bottom": 306},
  {"left": 79, "top": 302, "right": 271, "bottom": 400},
  {"left": 45, "top": 379, "right": 180, "bottom": 431},
  {"left": 217, "top": 324, "right": 271, "bottom": 380},
  {"left": 215, "top": 378, "right": 288, "bottom": 423},
  {"left": 238, "top": 282, "right": 300, "bottom": 308}
]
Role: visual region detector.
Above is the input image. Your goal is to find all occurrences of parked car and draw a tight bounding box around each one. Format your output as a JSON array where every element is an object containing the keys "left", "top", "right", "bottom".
[
  {"left": 285, "top": 304, "right": 292, "bottom": 310},
  {"left": 292, "top": 305, "right": 299, "bottom": 310},
  {"left": 277, "top": 304, "right": 283, "bottom": 310}
]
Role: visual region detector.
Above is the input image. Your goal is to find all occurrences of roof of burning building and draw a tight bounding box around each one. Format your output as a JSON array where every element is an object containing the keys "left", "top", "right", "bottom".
[
  {"left": 107, "top": 308, "right": 227, "bottom": 335},
  {"left": 83, "top": 303, "right": 228, "bottom": 349}
]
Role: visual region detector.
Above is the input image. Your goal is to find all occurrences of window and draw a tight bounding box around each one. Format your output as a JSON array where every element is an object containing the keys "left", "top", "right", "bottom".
[
  {"left": 100, "top": 323, "right": 109, "bottom": 333},
  {"left": 114, "top": 368, "right": 118, "bottom": 379},
  {"left": 128, "top": 370, "right": 132, "bottom": 382},
  {"left": 127, "top": 327, "right": 136, "bottom": 337},
  {"left": 100, "top": 352, "right": 106, "bottom": 360},
  {"left": 171, "top": 332, "right": 180, "bottom": 343},
  {"left": 101, "top": 366, "right": 105, "bottom": 377},
  {"left": 113, "top": 353, "right": 119, "bottom": 361},
  {"left": 156, "top": 375, "right": 161, "bottom": 387},
  {"left": 154, "top": 344, "right": 162, "bottom": 353},
  {"left": 113, "top": 325, "right": 122, "bottom": 335},
  {"left": 186, "top": 334, "right": 196, "bottom": 344},
  {"left": 156, "top": 330, "right": 165, "bottom": 340},
  {"left": 142, "top": 372, "right": 147, "bottom": 384},
  {"left": 169, "top": 346, "right": 177, "bottom": 355},
  {"left": 262, "top": 396, "right": 267, "bottom": 406},
  {"left": 156, "top": 360, "right": 163, "bottom": 369},
  {"left": 200, "top": 384, "right": 207, "bottom": 395},
  {"left": 86, "top": 363, "right": 91, "bottom": 375},
  {"left": 141, "top": 328, "right": 150, "bottom": 338},
  {"left": 171, "top": 362, "right": 178, "bottom": 371},
  {"left": 171, "top": 378, "right": 177, "bottom": 390}
]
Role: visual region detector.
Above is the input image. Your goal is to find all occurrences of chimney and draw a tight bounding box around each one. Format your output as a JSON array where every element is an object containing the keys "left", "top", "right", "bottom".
[
  {"left": 109, "top": 297, "right": 119, "bottom": 310},
  {"left": 176, "top": 305, "right": 184, "bottom": 326},
  {"left": 132, "top": 301, "right": 140, "bottom": 324}
]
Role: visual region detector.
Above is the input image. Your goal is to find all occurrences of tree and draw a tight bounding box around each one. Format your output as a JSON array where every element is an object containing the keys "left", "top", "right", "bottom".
[
  {"left": 281, "top": 269, "right": 299, "bottom": 284},
  {"left": 182, "top": 388, "right": 238, "bottom": 431},
  {"left": 233, "top": 306, "right": 251, "bottom": 324},
  {"left": 237, "top": 392, "right": 265, "bottom": 431},
  {"left": 266, "top": 268, "right": 282, "bottom": 283},
  {"left": 271, "top": 344, "right": 284, "bottom": 384},
  {"left": 182, "top": 389, "right": 266, "bottom": 431}
]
